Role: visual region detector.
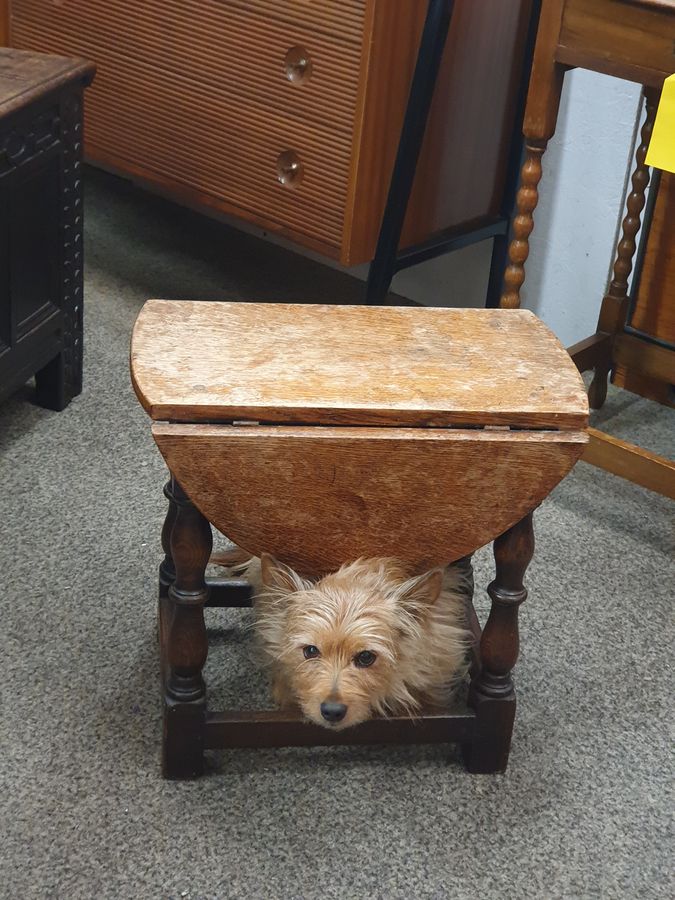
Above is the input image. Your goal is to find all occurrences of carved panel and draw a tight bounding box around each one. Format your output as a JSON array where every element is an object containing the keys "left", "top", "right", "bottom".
[
  {"left": 9, "top": 152, "right": 60, "bottom": 339},
  {"left": 0, "top": 106, "right": 60, "bottom": 176}
]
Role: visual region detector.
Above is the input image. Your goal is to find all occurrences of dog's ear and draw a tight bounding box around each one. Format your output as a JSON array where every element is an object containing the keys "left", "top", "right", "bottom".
[
  {"left": 395, "top": 568, "right": 443, "bottom": 613},
  {"left": 260, "top": 553, "right": 309, "bottom": 594}
]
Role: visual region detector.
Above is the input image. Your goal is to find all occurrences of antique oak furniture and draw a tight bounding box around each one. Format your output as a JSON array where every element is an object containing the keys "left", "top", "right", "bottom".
[
  {"left": 500, "top": 0, "right": 675, "bottom": 499},
  {"left": 613, "top": 169, "right": 675, "bottom": 407},
  {"left": 0, "top": 47, "right": 94, "bottom": 408},
  {"left": 131, "top": 300, "right": 588, "bottom": 778},
  {"left": 3, "top": 0, "right": 537, "bottom": 303}
]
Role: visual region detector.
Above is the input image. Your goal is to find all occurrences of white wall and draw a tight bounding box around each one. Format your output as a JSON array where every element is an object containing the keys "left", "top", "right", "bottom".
[{"left": 389, "top": 69, "right": 643, "bottom": 348}]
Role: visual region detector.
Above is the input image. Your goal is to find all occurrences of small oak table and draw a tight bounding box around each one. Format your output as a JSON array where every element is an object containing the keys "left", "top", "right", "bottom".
[{"left": 131, "top": 300, "right": 588, "bottom": 778}]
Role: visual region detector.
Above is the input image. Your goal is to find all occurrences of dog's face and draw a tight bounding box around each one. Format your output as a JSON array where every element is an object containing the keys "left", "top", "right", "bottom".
[{"left": 259, "top": 555, "right": 442, "bottom": 729}]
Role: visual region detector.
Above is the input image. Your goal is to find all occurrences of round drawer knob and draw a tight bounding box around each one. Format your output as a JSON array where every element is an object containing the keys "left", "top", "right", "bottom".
[
  {"left": 284, "top": 46, "right": 312, "bottom": 84},
  {"left": 276, "top": 150, "right": 304, "bottom": 188}
]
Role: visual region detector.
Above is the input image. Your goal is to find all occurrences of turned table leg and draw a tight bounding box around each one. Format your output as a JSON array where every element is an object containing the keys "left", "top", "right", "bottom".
[
  {"left": 501, "top": 140, "right": 549, "bottom": 310},
  {"left": 159, "top": 479, "right": 177, "bottom": 599},
  {"left": 464, "top": 513, "right": 534, "bottom": 773},
  {"left": 589, "top": 88, "right": 659, "bottom": 409},
  {"left": 499, "top": 0, "right": 566, "bottom": 310},
  {"left": 160, "top": 476, "right": 212, "bottom": 779}
]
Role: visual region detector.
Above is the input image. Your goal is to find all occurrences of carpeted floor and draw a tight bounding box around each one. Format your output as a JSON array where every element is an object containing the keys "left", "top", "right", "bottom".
[{"left": 1, "top": 170, "right": 673, "bottom": 900}]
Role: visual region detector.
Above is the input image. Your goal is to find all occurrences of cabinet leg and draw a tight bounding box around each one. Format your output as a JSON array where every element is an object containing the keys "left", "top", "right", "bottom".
[
  {"left": 160, "top": 476, "right": 212, "bottom": 779},
  {"left": 34, "top": 351, "right": 70, "bottom": 411},
  {"left": 464, "top": 513, "right": 534, "bottom": 773}
]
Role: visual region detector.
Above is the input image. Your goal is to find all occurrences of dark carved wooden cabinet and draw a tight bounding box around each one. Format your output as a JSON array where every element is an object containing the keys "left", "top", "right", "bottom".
[{"left": 0, "top": 48, "right": 94, "bottom": 409}]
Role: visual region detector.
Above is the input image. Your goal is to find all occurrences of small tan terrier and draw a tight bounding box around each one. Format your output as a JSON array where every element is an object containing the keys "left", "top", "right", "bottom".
[{"left": 214, "top": 548, "right": 471, "bottom": 730}]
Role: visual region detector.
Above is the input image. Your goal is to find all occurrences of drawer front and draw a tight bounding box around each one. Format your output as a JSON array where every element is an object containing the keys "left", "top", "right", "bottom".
[
  {"left": 11, "top": 1, "right": 362, "bottom": 248},
  {"left": 559, "top": 0, "right": 675, "bottom": 82},
  {"left": 231, "top": 0, "right": 366, "bottom": 43},
  {"left": 12, "top": 1, "right": 363, "bottom": 132}
]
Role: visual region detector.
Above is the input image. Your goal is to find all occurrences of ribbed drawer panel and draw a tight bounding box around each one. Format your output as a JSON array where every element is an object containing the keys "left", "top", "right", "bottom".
[
  {"left": 12, "top": 0, "right": 362, "bottom": 132},
  {"left": 11, "top": 21, "right": 352, "bottom": 247},
  {"left": 229, "top": 0, "right": 366, "bottom": 43}
]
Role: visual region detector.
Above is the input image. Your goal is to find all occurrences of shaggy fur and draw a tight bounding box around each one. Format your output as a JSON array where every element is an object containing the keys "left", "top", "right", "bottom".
[{"left": 213, "top": 549, "right": 471, "bottom": 730}]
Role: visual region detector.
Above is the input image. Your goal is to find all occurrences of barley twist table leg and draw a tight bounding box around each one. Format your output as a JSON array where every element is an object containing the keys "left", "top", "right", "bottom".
[
  {"left": 590, "top": 89, "right": 659, "bottom": 409},
  {"left": 501, "top": 142, "right": 548, "bottom": 310}
]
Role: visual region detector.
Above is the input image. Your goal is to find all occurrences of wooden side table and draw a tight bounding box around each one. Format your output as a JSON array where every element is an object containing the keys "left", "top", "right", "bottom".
[
  {"left": 131, "top": 300, "right": 588, "bottom": 778},
  {"left": 500, "top": 0, "right": 675, "bottom": 499},
  {"left": 0, "top": 47, "right": 94, "bottom": 409}
]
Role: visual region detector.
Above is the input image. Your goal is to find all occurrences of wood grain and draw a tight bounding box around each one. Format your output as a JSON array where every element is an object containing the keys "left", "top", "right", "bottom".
[
  {"left": 0, "top": 45, "right": 93, "bottom": 114},
  {"left": 8, "top": 0, "right": 532, "bottom": 266},
  {"left": 12, "top": 1, "right": 361, "bottom": 131},
  {"left": 629, "top": 172, "right": 675, "bottom": 345},
  {"left": 203, "top": 704, "right": 476, "bottom": 749},
  {"left": 465, "top": 513, "right": 533, "bottom": 773},
  {"left": 558, "top": 0, "right": 675, "bottom": 86},
  {"left": 230, "top": 0, "right": 367, "bottom": 44},
  {"left": 587, "top": 89, "right": 659, "bottom": 408},
  {"left": 597, "top": 91, "right": 659, "bottom": 336},
  {"left": 0, "top": 1, "right": 8, "bottom": 46},
  {"left": 90, "top": 148, "right": 342, "bottom": 261},
  {"left": 152, "top": 424, "right": 587, "bottom": 576},
  {"left": 342, "top": 0, "right": 423, "bottom": 265},
  {"left": 618, "top": 1, "right": 675, "bottom": 11},
  {"left": 613, "top": 333, "right": 675, "bottom": 384},
  {"left": 11, "top": 1, "right": 354, "bottom": 249},
  {"left": 399, "top": 0, "right": 533, "bottom": 252},
  {"left": 567, "top": 331, "right": 612, "bottom": 374},
  {"left": 499, "top": 0, "right": 566, "bottom": 309},
  {"left": 583, "top": 427, "right": 675, "bottom": 499},
  {"left": 130, "top": 300, "right": 589, "bottom": 429},
  {"left": 612, "top": 368, "right": 675, "bottom": 407},
  {"left": 501, "top": 141, "right": 548, "bottom": 309},
  {"left": 520, "top": 0, "right": 566, "bottom": 141},
  {"left": 344, "top": 0, "right": 532, "bottom": 264}
]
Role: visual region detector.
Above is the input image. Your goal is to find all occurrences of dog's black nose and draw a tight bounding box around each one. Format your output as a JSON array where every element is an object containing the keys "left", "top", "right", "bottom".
[{"left": 320, "top": 701, "right": 347, "bottom": 724}]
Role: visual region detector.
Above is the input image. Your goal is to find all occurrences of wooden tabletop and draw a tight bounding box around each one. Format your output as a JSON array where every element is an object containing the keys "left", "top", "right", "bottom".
[
  {"left": 555, "top": 0, "right": 675, "bottom": 88},
  {"left": 0, "top": 48, "right": 94, "bottom": 116},
  {"left": 131, "top": 300, "right": 588, "bottom": 430}
]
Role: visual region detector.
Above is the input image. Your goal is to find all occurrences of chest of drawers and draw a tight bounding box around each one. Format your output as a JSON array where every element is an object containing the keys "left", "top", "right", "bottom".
[{"left": 4, "top": 1, "right": 533, "bottom": 265}]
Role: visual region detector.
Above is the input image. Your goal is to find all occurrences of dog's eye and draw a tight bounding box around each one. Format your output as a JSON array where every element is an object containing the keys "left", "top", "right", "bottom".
[
  {"left": 303, "top": 645, "right": 320, "bottom": 660},
  {"left": 354, "top": 650, "right": 377, "bottom": 668}
]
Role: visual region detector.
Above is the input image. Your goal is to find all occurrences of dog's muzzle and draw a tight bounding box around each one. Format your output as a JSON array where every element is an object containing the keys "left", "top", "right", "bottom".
[{"left": 320, "top": 701, "right": 347, "bottom": 724}]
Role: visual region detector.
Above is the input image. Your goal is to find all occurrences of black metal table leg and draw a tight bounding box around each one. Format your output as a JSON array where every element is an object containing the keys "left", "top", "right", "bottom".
[{"left": 365, "top": 0, "right": 455, "bottom": 304}]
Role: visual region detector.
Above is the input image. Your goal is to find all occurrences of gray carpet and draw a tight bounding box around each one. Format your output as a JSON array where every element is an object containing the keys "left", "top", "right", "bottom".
[{"left": 1, "top": 169, "right": 673, "bottom": 900}]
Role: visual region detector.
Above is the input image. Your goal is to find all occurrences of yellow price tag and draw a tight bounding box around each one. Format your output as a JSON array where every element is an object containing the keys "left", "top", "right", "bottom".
[{"left": 646, "top": 74, "right": 675, "bottom": 174}]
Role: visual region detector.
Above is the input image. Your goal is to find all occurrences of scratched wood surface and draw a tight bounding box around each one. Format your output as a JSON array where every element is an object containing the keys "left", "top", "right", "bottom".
[
  {"left": 0, "top": 46, "right": 92, "bottom": 114},
  {"left": 153, "top": 424, "right": 587, "bottom": 575},
  {"left": 131, "top": 301, "right": 588, "bottom": 429}
]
